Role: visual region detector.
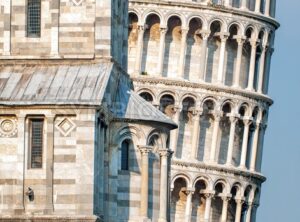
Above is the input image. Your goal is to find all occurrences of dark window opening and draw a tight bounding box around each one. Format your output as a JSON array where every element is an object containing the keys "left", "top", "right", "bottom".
[
  {"left": 27, "top": 0, "right": 41, "bottom": 37},
  {"left": 121, "top": 140, "right": 130, "bottom": 170},
  {"left": 30, "top": 119, "right": 43, "bottom": 168}
]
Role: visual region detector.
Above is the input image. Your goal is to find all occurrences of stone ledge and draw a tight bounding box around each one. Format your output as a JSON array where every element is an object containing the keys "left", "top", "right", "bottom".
[
  {"left": 0, "top": 215, "right": 101, "bottom": 222},
  {"left": 132, "top": 76, "right": 273, "bottom": 105},
  {"left": 171, "top": 159, "right": 266, "bottom": 182}
]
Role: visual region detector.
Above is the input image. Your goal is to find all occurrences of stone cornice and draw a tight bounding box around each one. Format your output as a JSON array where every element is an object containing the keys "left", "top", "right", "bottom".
[
  {"left": 171, "top": 159, "right": 266, "bottom": 183},
  {"left": 131, "top": 77, "right": 273, "bottom": 105},
  {"left": 129, "top": 0, "right": 279, "bottom": 29}
]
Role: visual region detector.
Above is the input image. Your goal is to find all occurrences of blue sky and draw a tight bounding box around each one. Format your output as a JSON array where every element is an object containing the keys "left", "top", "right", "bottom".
[{"left": 256, "top": 1, "right": 300, "bottom": 221}]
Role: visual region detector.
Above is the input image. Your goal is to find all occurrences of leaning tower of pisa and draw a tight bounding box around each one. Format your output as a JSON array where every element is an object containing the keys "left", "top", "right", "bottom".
[{"left": 128, "top": 0, "right": 278, "bottom": 221}]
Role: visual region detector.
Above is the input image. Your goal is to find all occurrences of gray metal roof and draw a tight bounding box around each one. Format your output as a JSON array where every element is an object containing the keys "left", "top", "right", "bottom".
[
  {"left": 0, "top": 63, "right": 112, "bottom": 105},
  {"left": 114, "top": 82, "right": 177, "bottom": 129}
]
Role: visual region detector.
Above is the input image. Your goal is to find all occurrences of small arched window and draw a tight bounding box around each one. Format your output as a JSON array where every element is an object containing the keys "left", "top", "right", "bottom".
[{"left": 121, "top": 140, "right": 130, "bottom": 170}]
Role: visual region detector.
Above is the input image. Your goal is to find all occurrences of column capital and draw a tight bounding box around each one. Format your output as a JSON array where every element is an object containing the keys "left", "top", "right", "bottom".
[
  {"left": 199, "top": 30, "right": 211, "bottom": 40},
  {"left": 137, "top": 25, "right": 145, "bottom": 32},
  {"left": 242, "top": 117, "right": 253, "bottom": 126},
  {"left": 159, "top": 27, "right": 168, "bottom": 35},
  {"left": 228, "top": 114, "right": 239, "bottom": 123},
  {"left": 191, "top": 108, "right": 203, "bottom": 117},
  {"left": 235, "top": 198, "right": 245, "bottom": 205},
  {"left": 181, "top": 27, "right": 189, "bottom": 35},
  {"left": 158, "top": 149, "right": 173, "bottom": 158},
  {"left": 249, "top": 39, "right": 259, "bottom": 48},
  {"left": 220, "top": 194, "right": 232, "bottom": 202},
  {"left": 211, "top": 111, "right": 223, "bottom": 121},
  {"left": 202, "top": 191, "right": 215, "bottom": 199},
  {"left": 138, "top": 146, "right": 152, "bottom": 155},
  {"left": 233, "top": 35, "right": 246, "bottom": 45},
  {"left": 184, "top": 188, "right": 195, "bottom": 195},
  {"left": 172, "top": 105, "right": 182, "bottom": 114},
  {"left": 215, "top": 32, "right": 230, "bottom": 42}
]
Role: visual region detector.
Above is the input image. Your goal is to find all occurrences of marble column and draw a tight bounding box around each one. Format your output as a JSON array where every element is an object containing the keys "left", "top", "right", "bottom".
[
  {"left": 247, "top": 40, "right": 258, "bottom": 91},
  {"left": 3, "top": 0, "right": 11, "bottom": 56},
  {"left": 158, "top": 149, "right": 172, "bottom": 222},
  {"left": 257, "top": 44, "right": 267, "bottom": 93},
  {"left": 170, "top": 107, "right": 181, "bottom": 157},
  {"left": 251, "top": 204, "right": 259, "bottom": 222},
  {"left": 203, "top": 192, "right": 214, "bottom": 222},
  {"left": 263, "top": 47, "right": 274, "bottom": 94},
  {"left": 255, "top": 0, "right": 262, "bottom": 13},
  {"left": 241, "top": 0, "right": 247, "bottom": 9},
  {"left": 134, "top": 25, "right": 145, "bottom": 75},
  {"left": 265, "top": 0, "right": 271, "bottom": 16},
  {"left": 235, "top": 198, "right": 245, "bottom": 222},
  {"left": 226, "top": 115, "right": 238, "bottom": 166},
  {"left": 245, "top": 202, "right": 253, "bottom": 222},
  {"left": 233, "top": 36, "right": 246, "bottom": 88},
  {"left": 157, "top": 27, "right": 168, "bottom": 76},
  {"left": 191, "top": 109, "right": 203, "bottom": 159},
  {"left": 210, "top": 112, "right": 222, "bottom": 163},
  {"left": 178, "top": 28, "right": 189, "bottom": 78},
  {"left": 217, "top": 33, "right": 229, "bottom": 84},
  {"left": 224, "top": 0, "right": 230, "bottom": 7},
  {"left": 221, "top": 196, "right": 231, "bottom": 222},
  {"left": 184, "top": 189, "right": 195, "bottom": 222},
  {"left": 257, "top": 123, "right": 267, "bottom": 171},
  {"left": 138, "top": 146, "right": 152, "bottom": 219},
  {"left": 250, "top": 122, "right": 261, "bottom": 171},
  {"left": 240, "top": 118, "right": 252, "bottom": 169},
  {"left": 199, "top": 31, "right": 210, "bottom": 81}
]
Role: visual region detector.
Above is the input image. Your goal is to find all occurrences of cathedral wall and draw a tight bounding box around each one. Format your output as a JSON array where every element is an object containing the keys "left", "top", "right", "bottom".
[
  {"left": 0, "top": 0, "right": 128, "bottom": 69},
  {"left": 0, "top": 108, "right": 98, "bottom": 218}
]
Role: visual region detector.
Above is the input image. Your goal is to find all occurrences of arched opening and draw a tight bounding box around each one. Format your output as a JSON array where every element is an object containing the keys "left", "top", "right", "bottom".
[
  {"left": 191, "top": 180, "right": 207, "bottom": 222},
  {"left": 206, "top": 21, "right": 222, "bottom": 83},
  {"left": 176, "top": 97, "right": 196, "bottom": 159},
  {"left": 185, "top": 18, "right": 203, "bottom": 80},
  {"left": 242, "top": 186, "right": 252, "bottom": 221},
  {"left": 212, "top": 182, "right": 226, "bottom": 221},
  {"left": 139, "top": 92, "right": 154, "bottom": 103},
  {"left": 163, "top": 16, "right": 182, "bottom": 78},
  {"left": 256, "top": 110, "right": 267, "bottom": 171},
  {"left": 198, "top": 99, "right": 215, "bottom": 161},
  {"left": 246, "top": 107, "right": 259, "bottom": 169},
  {"left": 232, "top": 0, "right": 241, "bottom": 8},
  {"left": 232, "top": 105, "right": 247, "bottom": 166},
  {"left": 128, "top": 13, "right": 139, "bottom": 74},
  {"left": 247, "top": 0, "right": 256, "bottom": 11},
  {"left": 141, "top": 14, "right": 161, "bottom": 75},
  {"left": 224, "top": 24, "right": 239, "bottom": 86},
  {"left": 217, "top": 102, "right": 232, "bottom": 164},
  {"left": 254, "top": 31, "right": 265, "bottom": 91},
  {"left": 171, "top": 178, "right": 188, "bottom": 222},
  {"left": 159, "top": 94, "right": 175, "bottom": 117},
  {"left": 240, "top": 27, "right": 254, "bottom": 88}
]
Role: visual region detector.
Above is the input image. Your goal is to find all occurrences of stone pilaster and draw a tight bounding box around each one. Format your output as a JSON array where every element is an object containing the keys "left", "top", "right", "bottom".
[
  {"left": 247, "top": 39, "right": 259, "bottom": 91},
  {"left": 233, "top": 35, "right": 246, "bottom": 88},
  {"left": 138, "top": 146, "right": 152, "bottom": 220},
  {"left": 226, "top": 115, "right": 239, "bottom": 166},
  {"left": 240, "top": 118, "right": 252, "bottom": 169},
  {"left": 158, "top": 149, "right": 173, "bottom": 222},
  {"left": 157, "top": 27, "right": 168, "bottom": 76}
]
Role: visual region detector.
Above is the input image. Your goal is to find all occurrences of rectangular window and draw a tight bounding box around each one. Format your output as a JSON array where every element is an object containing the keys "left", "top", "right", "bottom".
[
  {"left": 30, "top": 119, "right": 44, "bottom": 168},
  {"left": 27, "top": 0, "right": 41, "bottom": 37}
]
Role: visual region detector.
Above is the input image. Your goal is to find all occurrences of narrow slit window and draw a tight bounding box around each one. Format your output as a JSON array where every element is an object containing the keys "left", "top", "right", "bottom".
[
  {"left": 121, "top": 140, "right": 130, "bottom": 170},
  {"left": 27, "top": 0, "right": 41, "bottom": 37},
  {"left": 30, "top": 119, "right": 44, "bottom": 168}
]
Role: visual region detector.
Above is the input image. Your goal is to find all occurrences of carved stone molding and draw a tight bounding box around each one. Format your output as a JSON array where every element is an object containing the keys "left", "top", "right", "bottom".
[
  {"left": 55, "top": 118, "right": 76, "bottom": 137},
  {"left": 72, "top": 0, "right": 83, "bottom": 6},
  {"left": 0, "top": 117, "right": 17, "bottom": 138}
]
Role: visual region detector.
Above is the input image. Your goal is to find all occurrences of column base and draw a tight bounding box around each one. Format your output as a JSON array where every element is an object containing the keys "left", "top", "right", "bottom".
[
  {"left": 158, "top": 218, "right": 167, "bottom": 222},
  {"left": 140, "top": 217, "right": 151, "bottom": 222}
]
